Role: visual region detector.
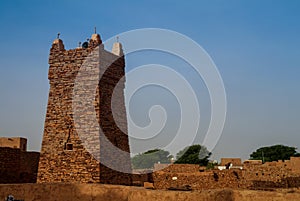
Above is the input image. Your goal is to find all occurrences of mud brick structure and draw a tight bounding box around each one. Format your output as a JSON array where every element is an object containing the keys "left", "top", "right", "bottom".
[
  {"left": 0, "top": 137, "right": 39, "bottom": 183},
  {"left": 37, "top": 33, "right": 132, "bottom": 184},
  {"left": 243, "top": 157, "right": 300, "bottom": 189},
  {"left": 153, "top": 158, "right": 300, "bottom": 190},
  {"left": 220, "top": 158, "right": 242, "bottom": 166},
  {"left": 0, "top": 137, "right": 27, "bottom": 151}
]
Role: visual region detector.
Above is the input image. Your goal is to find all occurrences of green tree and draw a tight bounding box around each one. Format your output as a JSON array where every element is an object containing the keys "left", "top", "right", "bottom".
[
  {"left": 131, "top": 149, "right": 173, "bottom": 169},
  {"left": 294, "top": 153, "right": 300, "bottom": 157},
  {"left": 250, "top": 144, "right": 299, "bottom": 162},
  {"left": 175, "top": 144, "right": 211, "bottom": 166}
]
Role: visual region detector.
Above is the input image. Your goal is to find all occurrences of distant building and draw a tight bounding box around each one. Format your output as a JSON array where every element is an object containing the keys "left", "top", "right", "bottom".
[
  {"left": 0, "top": 137, "right": 27, "bottom": 151},
  {"left": 217, "top": 158, "right": 243, "bottom": 170},
  {"left": 243, "top": 159, "right": 262, "bottom": 165}
]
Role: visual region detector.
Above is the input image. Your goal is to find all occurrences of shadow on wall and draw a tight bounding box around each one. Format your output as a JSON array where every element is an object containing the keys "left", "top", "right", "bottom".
[{"left": 0, "top": 147, "right": 40, "bottom": 184}]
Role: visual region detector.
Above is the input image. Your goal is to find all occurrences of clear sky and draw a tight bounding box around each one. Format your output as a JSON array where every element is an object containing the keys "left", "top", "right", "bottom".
[{"left": 0, "top": 0, "right": 299, "bottom": 161}]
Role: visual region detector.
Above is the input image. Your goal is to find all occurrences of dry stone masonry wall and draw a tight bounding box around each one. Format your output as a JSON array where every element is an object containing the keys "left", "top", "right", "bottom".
[
  {"left": 153, "top": 158, "right": 300, "bottom": 190},
  {"left": 37, "top": 33, "right": 132, "bottom": 185}
]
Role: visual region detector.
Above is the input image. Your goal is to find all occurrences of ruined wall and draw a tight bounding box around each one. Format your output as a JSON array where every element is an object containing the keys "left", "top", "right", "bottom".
[
  {"left": 243, "top": 158, "right": 300, "bottom": 189},
  {"left": 37, "top": 34, "right": 131, "bottom": 185},
  {"left": 153, "top": 169, "right": 245, "bottom": 190},
  {"left": 0, "top": 147, "right": 39, "bottom": 183},
  {"left": 153, "top": 162, "right": 300, "bottom": 190}
]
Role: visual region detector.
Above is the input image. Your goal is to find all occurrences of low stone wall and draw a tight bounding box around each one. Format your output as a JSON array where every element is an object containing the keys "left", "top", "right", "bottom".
[
  {"left": 250, "top": 177, "right": 300, "bottom": 189},
  {"left": 153, "top": 169, "right": 247, "bottom": 190},
  {"left": 153, "top": 163, "right": 300, "bottom": 190},
  {"left": 242, "top": 159, "right": 300, "bottom": 189},
  {"left": 0, "top": 183, "right": 300, "bottom": 201}
]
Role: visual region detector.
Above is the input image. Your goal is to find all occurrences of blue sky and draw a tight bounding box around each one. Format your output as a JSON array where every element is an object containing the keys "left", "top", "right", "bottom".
[{"left": 0, "top": 0, "right": 299, "bottom": 160}]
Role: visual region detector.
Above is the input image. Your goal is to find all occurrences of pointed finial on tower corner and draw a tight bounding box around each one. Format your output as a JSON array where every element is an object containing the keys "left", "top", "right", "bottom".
[
  {"left": 116, "top": 36, "right": 119, "bottom": 42},
  {"left": 112, "top": 40, "right": 123, "bottom": 56},
  {"left": 88, "top": 31, "right": 102, "bottom": 45},
  {"left": 94, "top": 27, "right": 97, "bottom": 34},
  {"left": 52, "top": 32, "right": 65, "bottom": 51}
]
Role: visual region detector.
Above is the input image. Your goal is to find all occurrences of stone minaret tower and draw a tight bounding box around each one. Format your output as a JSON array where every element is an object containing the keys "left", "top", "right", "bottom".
[{"left": 37, "top": 33, "right": 132, "bottom": 185}]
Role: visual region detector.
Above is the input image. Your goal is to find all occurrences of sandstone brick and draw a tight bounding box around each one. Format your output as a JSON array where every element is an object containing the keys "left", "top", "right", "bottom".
[{"left": 37, "top": 34, "right": 132, "bottom": 185}]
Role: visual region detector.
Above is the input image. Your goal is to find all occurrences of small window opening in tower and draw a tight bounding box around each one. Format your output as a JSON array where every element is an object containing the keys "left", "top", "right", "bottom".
[
  {"left": 64, "top": 123, "right": 73, "bottom": 151},
  {"left": 66, "top": 143, "right": 73, "bottom": 151}
]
